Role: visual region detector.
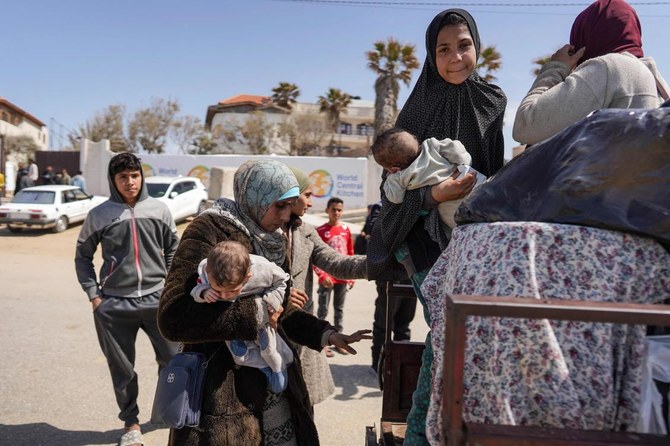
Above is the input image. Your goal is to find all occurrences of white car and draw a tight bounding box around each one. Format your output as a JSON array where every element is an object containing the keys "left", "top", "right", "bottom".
[
  {"left": 145, "top": 176, "right": 209, "bottom": 222},
  {"left": 0, "top": 185, "right": 108, "bottom": 233}
]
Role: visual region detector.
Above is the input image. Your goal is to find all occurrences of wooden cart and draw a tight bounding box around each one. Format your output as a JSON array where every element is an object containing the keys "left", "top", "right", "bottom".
[{"left": 367, "top": 287, "right": 670, "bottom": 446}]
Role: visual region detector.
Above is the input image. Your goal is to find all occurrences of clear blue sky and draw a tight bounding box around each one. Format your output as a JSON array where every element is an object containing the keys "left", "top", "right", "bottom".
[{"left": 3, "top": 0, "right": 669, "bottom": 159}]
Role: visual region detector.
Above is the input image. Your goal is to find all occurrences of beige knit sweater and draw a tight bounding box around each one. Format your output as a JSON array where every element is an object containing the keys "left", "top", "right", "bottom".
[{"left": 513, "top": 52, "right": 669, "bottom": 145}]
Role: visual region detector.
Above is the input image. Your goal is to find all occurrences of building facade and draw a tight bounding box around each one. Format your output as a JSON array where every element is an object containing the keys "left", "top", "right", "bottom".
[
  {"left": 0, "top": 97, "right": 48, "bottom": 154},
  {"left": 205, "top": 94, "right": 374, "bottom": 157}
]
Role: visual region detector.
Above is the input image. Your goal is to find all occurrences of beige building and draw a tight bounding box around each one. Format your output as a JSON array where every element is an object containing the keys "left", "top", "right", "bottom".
[
  {"left": 205, "top": 94, "right": 374, "bottom": 157},
  {"left": 0, "top": 97, "right": 49, "bottom": 157},
  {"left": 205, "top": 94, "right": 291, "bottom": 155}
]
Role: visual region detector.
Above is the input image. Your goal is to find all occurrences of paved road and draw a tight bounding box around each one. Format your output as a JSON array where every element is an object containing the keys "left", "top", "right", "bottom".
[{"left": 0, "top": 217, "right": 428, "bottom": 446}]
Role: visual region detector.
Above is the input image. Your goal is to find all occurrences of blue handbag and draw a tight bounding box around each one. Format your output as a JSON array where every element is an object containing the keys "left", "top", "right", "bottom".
[{"left": 150, "top": 350, "right": 214, "bottom": 429}]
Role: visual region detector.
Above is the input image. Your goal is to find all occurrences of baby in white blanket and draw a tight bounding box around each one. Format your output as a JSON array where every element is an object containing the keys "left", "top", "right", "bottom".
[{"left": 371, "top": 128, "right": 486, "bottom": 228}]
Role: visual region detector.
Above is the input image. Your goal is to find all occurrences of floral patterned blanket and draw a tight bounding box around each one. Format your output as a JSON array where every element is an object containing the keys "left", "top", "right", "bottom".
[{"left": 421, "top": 222, "right": 670, "bottom": 445}]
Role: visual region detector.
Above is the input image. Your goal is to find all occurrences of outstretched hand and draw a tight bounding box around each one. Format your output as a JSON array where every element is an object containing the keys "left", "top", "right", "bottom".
[
  {"left": 327, "top": 329, "right": 373, "bottom": 355},
  {"left": 551, "top": 44, "right": 586, "bottom": 71}
]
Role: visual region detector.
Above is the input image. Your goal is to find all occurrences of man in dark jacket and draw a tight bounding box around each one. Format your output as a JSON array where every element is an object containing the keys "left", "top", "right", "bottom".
[{"left": 75, "top": 152, "right": 179, "bottom": 446}]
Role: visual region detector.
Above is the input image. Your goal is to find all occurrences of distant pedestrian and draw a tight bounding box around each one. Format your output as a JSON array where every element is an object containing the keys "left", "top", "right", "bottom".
[
  {"left": 314, "top": 197, "right": 355, "bottom": 356},
  {"left": 71, "top": 170, "right": 87, "bottom": 191},
  {"left": 28, "top": 158, "right": 39, "bottom": 182},
  {"left": 41, "top": 166, "right": 55, "bottom": 185},
  {"left": 15, "top": 162, "right": 33, "bottom": 193},
  {"left": 59, "top": 168, "right": 71, "bottom": 185},
  {"left": 75, "top": 152, "right": 179, "bottom": 446}
]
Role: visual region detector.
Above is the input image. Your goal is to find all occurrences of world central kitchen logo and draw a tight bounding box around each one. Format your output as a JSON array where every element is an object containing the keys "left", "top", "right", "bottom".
[
  {"left": 140, "top": 163, "right": 210, "bottom": 184},
  {"left": 308, "top": 169, "right": 334, "bottom": 198}
]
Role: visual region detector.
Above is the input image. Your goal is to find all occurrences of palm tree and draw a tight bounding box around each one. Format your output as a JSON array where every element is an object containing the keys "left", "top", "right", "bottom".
[
  {"left": 271, "top": 82, "right": 300, "bottom": 110},
  {"left": 531, "top": 55, "right": 552, "bottom": 76},
  {"left": 366, "top": 38, "right": 420, "bottom": 137},
  {"left": 476, "top": 45, "right": 502, "bottom": 82},
  {"left": 318, "top": 88, "right": 352, "bottom": 152}
]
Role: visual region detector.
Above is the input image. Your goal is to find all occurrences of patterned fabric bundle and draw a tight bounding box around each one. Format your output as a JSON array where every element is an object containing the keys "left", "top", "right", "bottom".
[{"left": 422, "top": 222, "right": 670, "bottom": 445}]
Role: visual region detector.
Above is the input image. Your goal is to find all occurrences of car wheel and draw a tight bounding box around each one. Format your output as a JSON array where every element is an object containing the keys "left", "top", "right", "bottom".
[
  {"left": 53, "top": 216, "right": 69, "bottom": 233},
  {"left": 196, "top": 201, "right": 207, "bottom": 215},
  {"left": 7, "top": 225, "right": 23, "bottom": 233}
]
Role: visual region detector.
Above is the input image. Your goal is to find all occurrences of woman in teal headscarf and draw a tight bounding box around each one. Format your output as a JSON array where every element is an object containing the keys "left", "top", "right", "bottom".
[{"left": 159, "top": 159, "right": 370, "bottom": 446}]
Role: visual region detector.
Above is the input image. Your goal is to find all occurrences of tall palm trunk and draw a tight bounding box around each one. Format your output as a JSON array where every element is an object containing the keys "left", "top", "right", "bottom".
[{"left": 374, "top": 75, "right": 399, "bottom": 137}]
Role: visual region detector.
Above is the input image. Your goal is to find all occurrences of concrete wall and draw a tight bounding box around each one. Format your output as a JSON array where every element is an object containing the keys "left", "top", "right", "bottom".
[
  {"left": 79, "top": 138, "right": 383, "bottom": 209},
  {"left": 79, "top": 139, "right": 114, "bottom": 197}
]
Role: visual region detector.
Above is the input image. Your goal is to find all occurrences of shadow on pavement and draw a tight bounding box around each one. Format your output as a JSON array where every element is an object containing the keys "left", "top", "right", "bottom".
[
  {"left": 0, "top": 226, "right": 58, "bottom": 237},
  {"left": 329, "top": 364, "right": 383, "bottom": 401},
  {"left": 0, "top": 422, "right": 163, "bottom": 446}
]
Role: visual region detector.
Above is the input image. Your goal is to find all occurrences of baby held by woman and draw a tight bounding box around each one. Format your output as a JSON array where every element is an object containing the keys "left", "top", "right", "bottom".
[
  {"left": 371, "top": 127, "right": 486, "bottom": 229},
  {"left": 191, "top": 240, "right": 293, "bottom": 393}
]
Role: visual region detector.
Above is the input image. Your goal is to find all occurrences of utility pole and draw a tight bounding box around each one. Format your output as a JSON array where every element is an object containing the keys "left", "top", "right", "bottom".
[{"left": 49, "top": 117, "right": 76, "bottom": 150}]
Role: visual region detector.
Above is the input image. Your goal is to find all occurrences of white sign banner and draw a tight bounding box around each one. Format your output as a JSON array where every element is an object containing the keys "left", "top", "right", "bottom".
[{"left": 139, "top": 154, "right": 369, "bottom": 210}]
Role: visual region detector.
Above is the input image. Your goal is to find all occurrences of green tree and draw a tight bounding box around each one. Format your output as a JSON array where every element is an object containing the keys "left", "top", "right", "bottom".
[
  {"left": 77, "top": 104, "right": 129, "bottom": 152},
  {"left": 271, "top": 82, "right": 300, "bottom": 110},
  {"left": 476, "top": 45, "right": 503, "bottom": 82},
  {"left": 4, "top": 135, "right": 38, "bottom": 160},
  {"left": 216, "top": 112, "right": 274, "bottom": 155},
  {"left": 127, "top": 98, "right": 180, "bottom": 153},
  {"left": 366, "top": 38, "right": 419, "bottom": 137},
  {"left": 531, "top": 55, "right": 552, "bottom": 76},
  {"left": 318, "top": 88, "right": 352, "bottom": 151},
  {"left": 189, "top": 133, "right": 217, "bottom": 155},
  {"left": 170, "top": 115, "right": 210, "bottom": 154},
  {"left": 279, "top": 111, "right": 329, "bottom": 156}
]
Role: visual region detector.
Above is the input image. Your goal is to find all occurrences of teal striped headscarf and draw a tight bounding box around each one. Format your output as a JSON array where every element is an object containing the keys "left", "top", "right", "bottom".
[{"left": 231, "top": 160, "right": 298, "bottom": 265}]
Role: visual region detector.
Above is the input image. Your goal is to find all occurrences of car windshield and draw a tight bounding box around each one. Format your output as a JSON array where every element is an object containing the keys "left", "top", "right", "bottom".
[
  {"left": 12, "top": 191, "right": 55, "bottom": 204},
  {"left": 146, "top": 183, "right": 169, "bottom": 198}
]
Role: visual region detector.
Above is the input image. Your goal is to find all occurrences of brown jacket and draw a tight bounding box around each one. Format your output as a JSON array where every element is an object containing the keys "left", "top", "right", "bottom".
[{"left": 158, "top": 211, "right": 332, "bottom": 445}]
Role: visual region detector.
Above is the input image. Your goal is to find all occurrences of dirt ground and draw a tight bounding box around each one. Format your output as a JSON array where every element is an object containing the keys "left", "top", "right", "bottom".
[{"left": 0, "top": 219, "right": 428, "bottom": 446}]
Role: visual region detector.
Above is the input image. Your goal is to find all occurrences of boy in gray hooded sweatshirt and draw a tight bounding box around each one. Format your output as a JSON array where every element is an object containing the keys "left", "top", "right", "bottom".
[{"left": 75, "top": 152, "right": 179, "bottom": 446}]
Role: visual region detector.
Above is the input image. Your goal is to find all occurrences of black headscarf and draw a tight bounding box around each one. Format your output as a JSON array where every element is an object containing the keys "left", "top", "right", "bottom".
[
  {"left": 397, "top": 8, "right": 507, "bottom": 177},
  {"left": 367, "top": 9, "right": 507, "bottom": 281}
]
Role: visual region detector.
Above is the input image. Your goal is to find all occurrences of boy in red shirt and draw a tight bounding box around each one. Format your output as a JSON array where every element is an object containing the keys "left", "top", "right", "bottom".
[{"left": 314, "top": 197, "right": 355, "bottom": 355}]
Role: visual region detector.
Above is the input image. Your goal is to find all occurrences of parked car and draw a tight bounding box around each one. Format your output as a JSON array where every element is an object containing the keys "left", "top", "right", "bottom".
[
  {"left": 0, "top": 185, "right": 108, "bottom": 233},
  {"left": 145, "top": 176, "right": 208, "bottom": 222}
]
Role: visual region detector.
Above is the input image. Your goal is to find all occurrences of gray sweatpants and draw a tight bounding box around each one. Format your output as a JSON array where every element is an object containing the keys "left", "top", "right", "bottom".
[
  {"left": 93, "top": 291, "right": 177, "bottom": 426},
  {"left": 317, "top": 283, "right": 348, "bottom": 333}
]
